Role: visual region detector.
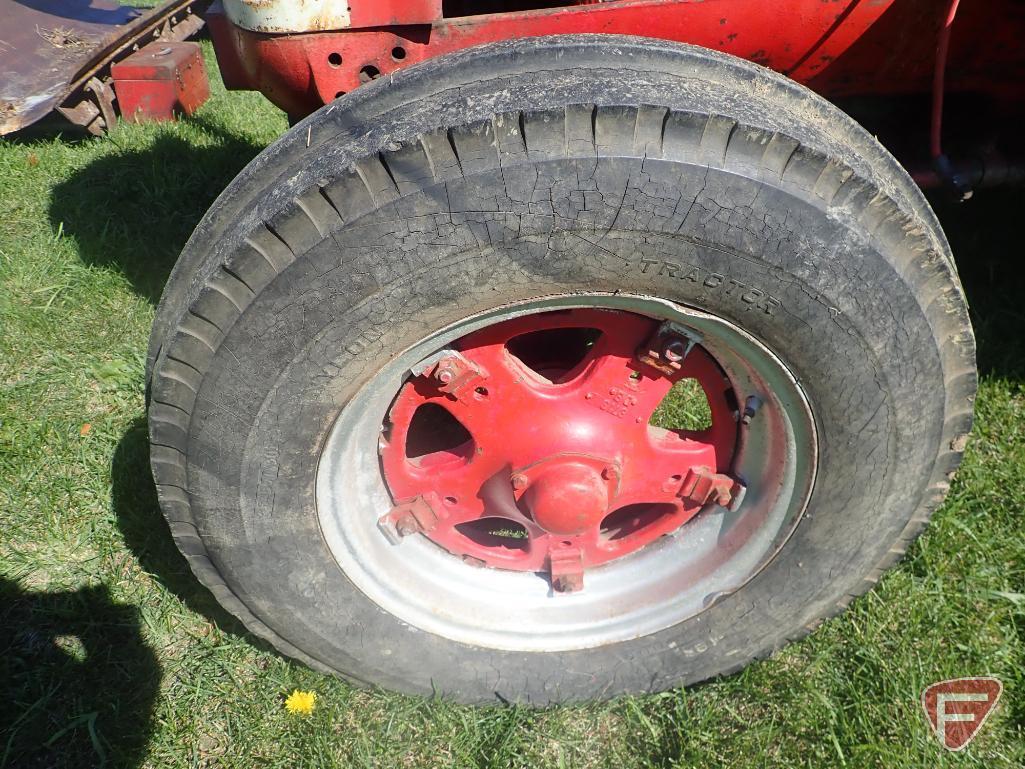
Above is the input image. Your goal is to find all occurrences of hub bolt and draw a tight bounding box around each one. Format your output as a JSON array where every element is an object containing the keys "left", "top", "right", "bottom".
[
  {"left": 741, "top": 395, "right": 763, "bottom": 425},
  {"left": 662, "top": 338, "right": 688, "bottom": 363},
  {"left": 395, "top": 515, "right": 419, "bottom": 536}
]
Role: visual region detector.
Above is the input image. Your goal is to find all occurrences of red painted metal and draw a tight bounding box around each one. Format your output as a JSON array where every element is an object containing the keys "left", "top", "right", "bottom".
[
  {"left": 784, "top": 0, "right": 894, "bottom": 82},
  {"left": 676, "top": 466, "right": 739, "bottom": 509},
  {"left": 378, "top": 493, "right": 442, "bottom": 541},
  {"left": 111, "top": 41, "right": 210, "bottom": 122},
  {"left": 521, "top": 460, "right": 610, "bottom": 536},
  {"left": 805, "top": 0, "right": 1025, "bottom": 101},
  {"left": 427, "top": 352, "right": 490, "bottom": 405},
  {"left": 207, "top": 0, "right": 1025, "bottom": 127},
  {"left": 379, "top": 309, "right": 737, "bottom": 584},
  {"left": 207, "top": 0, "right": 898, "bottom": 118}
]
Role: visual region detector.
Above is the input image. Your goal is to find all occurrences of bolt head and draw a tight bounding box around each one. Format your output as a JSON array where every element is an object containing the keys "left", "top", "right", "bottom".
[
  {"left": 395, "top": 515, "right": 418, "bottom": 536},
  {"left": 435, "top": 367, "right": 455, "bottom": 384},
  {"left": 553, "top": 574, "right": 583, "bottom": 593},
  {"left": 511, "top": 473, "right": 528, "bottom": 490},
  {"left": 662, "top": 338, "right": 688, "bottom": 363}
]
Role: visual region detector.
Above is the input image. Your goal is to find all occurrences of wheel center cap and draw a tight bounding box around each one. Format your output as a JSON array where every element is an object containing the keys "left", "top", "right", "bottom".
[{"left": 521, "top": 461, "right": 610, "bottom": 536}]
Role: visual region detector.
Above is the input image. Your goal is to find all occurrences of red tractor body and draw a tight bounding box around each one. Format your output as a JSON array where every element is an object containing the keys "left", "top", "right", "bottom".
[
  {"left": 203, "top": 0, "right": 1025, "bottom": 192},
  {"left": 208, "top": 0, "right": 1024, "bottom": 118},
  {"left": 4, "top": 0, "right": 1021, "bottom": 188}
]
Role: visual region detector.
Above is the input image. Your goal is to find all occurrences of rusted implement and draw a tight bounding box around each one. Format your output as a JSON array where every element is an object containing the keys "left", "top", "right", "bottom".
[{"left": 0, "top": 0, "right": 206, "bottom": 135}]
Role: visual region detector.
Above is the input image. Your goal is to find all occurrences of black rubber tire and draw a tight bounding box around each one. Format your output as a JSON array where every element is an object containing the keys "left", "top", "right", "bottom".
[{"left": 147, "top": 35, "right": 975, "bottom": 704}]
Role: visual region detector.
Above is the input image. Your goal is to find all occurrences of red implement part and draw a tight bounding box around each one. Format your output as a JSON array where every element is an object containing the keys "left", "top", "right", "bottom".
[
  {"left": 206, "top": 0, "right": 896, "bottom": 119},
  {"left": 0, "top": 0, "right": 207, "bottom": 136},
  {"left": 379, "top": 309, "right": 738, "bottom": 583},
  {"left": 111, "top": 41, "right": 210, "bottom": 122}
]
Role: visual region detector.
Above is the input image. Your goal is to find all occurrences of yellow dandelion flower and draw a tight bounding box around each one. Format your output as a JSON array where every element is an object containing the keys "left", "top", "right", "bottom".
[{"left": 284, "top": 689, "right": 317, "bottom": 716}]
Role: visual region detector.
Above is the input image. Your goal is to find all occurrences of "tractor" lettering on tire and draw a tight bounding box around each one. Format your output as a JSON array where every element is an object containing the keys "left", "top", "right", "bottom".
[{"left": 638, "top": 258, "right": 783, "bottom": 316}]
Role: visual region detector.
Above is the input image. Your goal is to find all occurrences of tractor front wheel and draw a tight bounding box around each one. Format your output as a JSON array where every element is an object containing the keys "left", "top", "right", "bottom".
[{"left": 148, "top": 35, "right": 975, "bottom": 703}]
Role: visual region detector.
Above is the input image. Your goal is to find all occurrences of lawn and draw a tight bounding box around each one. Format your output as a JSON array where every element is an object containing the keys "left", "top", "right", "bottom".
[{"left": 1, "top": 41, "right": 1024, "bottom": 769}]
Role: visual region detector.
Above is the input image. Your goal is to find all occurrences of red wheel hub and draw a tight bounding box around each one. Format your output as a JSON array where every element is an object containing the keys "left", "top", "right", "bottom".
[
  {"left": 521, "top": 461, "right": 608, "bottom": 536},
  {"left": 379, "top": 309, "right": 740, "bottom": 591}
]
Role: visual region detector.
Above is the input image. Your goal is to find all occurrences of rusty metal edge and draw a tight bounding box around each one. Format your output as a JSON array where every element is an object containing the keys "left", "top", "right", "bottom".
[
  {"left": 3, "top": 0, "right": 209, "bottom": 135},
  {"left": 61, "top": 1, "right": 209, "bottom": 120}
]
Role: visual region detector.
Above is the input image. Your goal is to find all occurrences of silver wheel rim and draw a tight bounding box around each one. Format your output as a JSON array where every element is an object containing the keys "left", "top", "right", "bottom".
[{"left": 317, "top": 294, "right": 817, "bottom": 651}]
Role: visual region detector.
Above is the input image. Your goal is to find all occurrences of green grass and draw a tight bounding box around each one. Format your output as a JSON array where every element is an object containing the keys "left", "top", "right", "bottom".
[
  {"left": 651, "top": 378, "right": 713, "bottom": 432},
  {"left": 2, "top": 42, "right": 1024, "bottom": 768}
]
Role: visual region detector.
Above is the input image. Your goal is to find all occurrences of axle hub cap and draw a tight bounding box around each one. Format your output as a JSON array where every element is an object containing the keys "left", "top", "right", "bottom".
[{"left": 521, "top": 461, "right": 610, "bottom": 536}]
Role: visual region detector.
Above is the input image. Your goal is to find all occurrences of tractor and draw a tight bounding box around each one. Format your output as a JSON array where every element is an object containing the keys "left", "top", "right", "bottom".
[{"left": 7, "top": 0, "right": 1022, "bottom": 703}]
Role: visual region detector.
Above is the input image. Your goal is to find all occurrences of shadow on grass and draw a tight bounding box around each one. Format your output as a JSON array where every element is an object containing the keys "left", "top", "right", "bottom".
[
  {"left": 928, "top": 188, "right": 1025, "bottom": 381},
  {"left": 110, "top": 418, "right": 249, "bottom": 637},
  {"left": 0, "top": 577, "right": 158, "bottom": 768},
  {"left": 48, "top": 122, "right": 265, "bottom": 304},
  {"left": 42, "top": 120, "right": 280, "bottom": 658}
]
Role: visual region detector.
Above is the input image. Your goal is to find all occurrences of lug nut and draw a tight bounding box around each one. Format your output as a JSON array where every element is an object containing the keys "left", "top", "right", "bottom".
[
  {"left": 741, "top": 395, "right": 763, "bottom": 425},
  {"left": 511, "top": 473, "right": 528, "bottom": 490},
  {"left": 435, "top": 366, "right": 455, "bottom": 384},
  {"left": 662, "top": 338, "right": 688, "bottom": 363},
  {"left": 395, "top": 515, "right": 419, "bottom": 537},
  {"left": 553, "top": 574, "right": 583, "bottom": 593}
]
